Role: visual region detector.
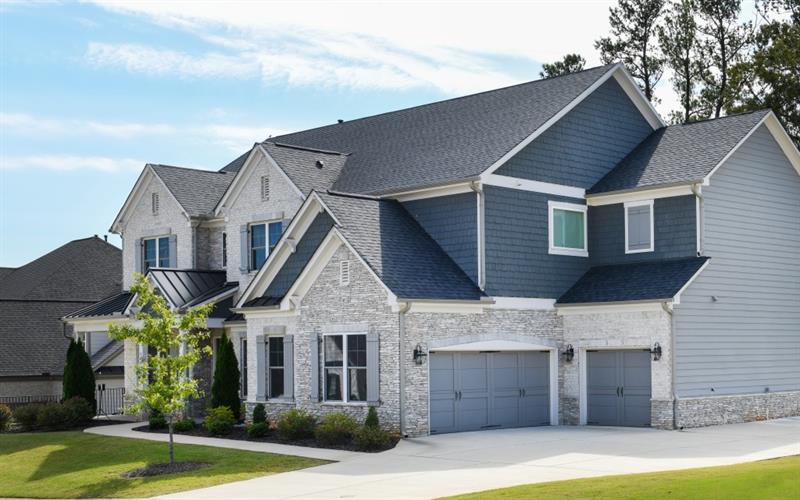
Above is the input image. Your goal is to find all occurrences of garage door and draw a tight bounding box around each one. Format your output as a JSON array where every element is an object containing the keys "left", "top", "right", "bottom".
[
  {"left": 430, "top": 351, "right": 550, "bottom": 434},
  {"left": 587, "top": 350, "right": 651, "bottom": 427}
]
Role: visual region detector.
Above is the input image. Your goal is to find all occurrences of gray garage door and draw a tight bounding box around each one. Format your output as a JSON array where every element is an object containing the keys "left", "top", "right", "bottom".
[
  {"left": 430, "top": 351, "right": 549, "bottom": 434},
  {"left": 587, "top": 350, "right": 651, "bottom": 427}
]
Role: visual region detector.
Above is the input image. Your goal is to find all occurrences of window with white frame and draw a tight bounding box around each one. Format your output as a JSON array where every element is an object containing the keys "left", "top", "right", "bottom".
[
  {"left": 324, "top": 333, "right": 367, "bottom": 402},
  {"left": 249, "top": 221, "right": 282, "bottom": 270},
  {"left": 548, "top": 201, "right": 588, "bottom": 257},
  {"left": 625, "top": 200, "right": 654, "bottom": 253},
  {"left": 143, "top": 236, "right": 170, "bottom": 270},
  {"left": 267, "top": 337, "right": 284, "bottom": 398},
  {"left": 240, "top": 338, "right": 248, "bottom": 397}
]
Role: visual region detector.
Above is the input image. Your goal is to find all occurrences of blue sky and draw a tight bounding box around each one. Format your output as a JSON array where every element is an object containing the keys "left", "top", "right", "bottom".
[{"left": 0, "top": 1, "right": 757, "bottom": 267}]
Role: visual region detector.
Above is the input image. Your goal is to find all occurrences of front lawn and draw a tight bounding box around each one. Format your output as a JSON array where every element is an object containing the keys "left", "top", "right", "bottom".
[
  {"left": 0, "top": 431, "right": 327, "bottom": 498},
  {"left": 447, "top": 455, "right": 800, "bottom": 499}
]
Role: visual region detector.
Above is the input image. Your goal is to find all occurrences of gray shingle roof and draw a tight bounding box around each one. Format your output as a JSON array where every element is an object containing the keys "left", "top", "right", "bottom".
[
  {"left": 270, "top": 64, "right": 617, "bottom": 195},
  {"left": 262, "top": 142, "right": 348, "bottom": 195},
  {"left": 150, "top": 164, "right": 235, "bottom": 216},
  {"left": 589, "top": 110, "right": 770, "bottom": 194},
  {"left": 220, "top": 149, "right": 251, "bottom": 173},
  {"left": 557, "top": 257, "right": 709, "bottom": 305},
  {"left": 318, "top": 192, "right": 484, "bottom": 300}
]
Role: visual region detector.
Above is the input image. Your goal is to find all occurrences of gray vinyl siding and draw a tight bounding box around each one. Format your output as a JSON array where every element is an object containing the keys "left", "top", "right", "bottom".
[
  {"left": 484, "top": 185, "right": 588, "bottom": 297},
  {"left": 403, "top": 192, "right": 478, "bottom": 284},
  {"left": 496, "top": 79, "right": 653, "bottom": 188},
  {"left": 264, "top": 212, "right": 335, "bottom": 298},
  {"left": 674, "top": 125, "right": 800, "bottom": 397},
  {"left": 589, "top": 196, "right": 697, "bottom": 266}
]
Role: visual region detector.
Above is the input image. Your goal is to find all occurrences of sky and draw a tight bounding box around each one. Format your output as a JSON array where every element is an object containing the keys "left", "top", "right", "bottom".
[{"left": 0, "top": 0, "right": 758, "bottom": 267}]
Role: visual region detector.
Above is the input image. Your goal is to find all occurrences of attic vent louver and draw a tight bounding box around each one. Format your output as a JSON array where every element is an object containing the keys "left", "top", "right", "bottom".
[
  {"left": 340, "top": 260, "right": 350, "bottom": 286},
  {"left": 316, "top": 160, "right": 324, "bottom": 169},
  {"left": 151, "top": 193, "right": 159, "bottom": 215},
  {"left": 261, "top": 175, "right": 270, "bottom": 201}
]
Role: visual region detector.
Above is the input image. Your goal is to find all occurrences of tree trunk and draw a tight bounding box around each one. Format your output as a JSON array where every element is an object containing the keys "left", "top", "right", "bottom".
[{"left": 168, "top": 419, "right": 175, "bottom": 465}]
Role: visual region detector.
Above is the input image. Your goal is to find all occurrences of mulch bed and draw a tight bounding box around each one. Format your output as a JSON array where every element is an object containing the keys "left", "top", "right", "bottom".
[
  {"left": 6, "top": 418, "right": 133, "bottom": 433},
  {"left": 133, "top": 424, "right": 399, "bottom": 452},
  {"left": 123, "top": 461, "right": 208, "bottom": 478}
]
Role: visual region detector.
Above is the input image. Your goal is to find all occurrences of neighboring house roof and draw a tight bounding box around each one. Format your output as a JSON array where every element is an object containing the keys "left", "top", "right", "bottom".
[
  {"left": 90, "top": 340, "right": 123, "bottom": 371},
  {"left": 557, "top": 257, "right": 710, "bottom": 305},
  {"left": 262, "top": 142, "right": 348, "bottom": 195},
  {"left": 589, "top": 110, "right": 772, "bottom": 194},
  {"left": 149, "top": 164, "right": 235, "bottom": 216},
  {"left": 0, "top": 267, "right": 15, "bottom": 280},
  {"left": 64, "top": 291, "right": 134, "bottom": 319},
  {"left": 146, "top": 268, "right": 232, "bottom": 310}
]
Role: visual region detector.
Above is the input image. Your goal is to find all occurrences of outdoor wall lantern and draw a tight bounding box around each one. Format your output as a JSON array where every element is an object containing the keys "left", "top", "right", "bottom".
[
  {"left": 413, "top": 344, "right": 428, "bottom": 365},
  {"left": 650, "top": 342, "right": 662, "bottom": 361},
  {"left": 562, "top": 344, "right": 575, "bottom": 363}
]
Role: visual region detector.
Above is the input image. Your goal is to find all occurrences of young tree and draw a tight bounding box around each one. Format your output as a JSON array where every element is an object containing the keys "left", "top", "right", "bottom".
[
  {"left": 211, "top": 333, "right": 242, "bottom": 421},
  {"left": 110, "top": 274, "right": 212, "bottom": 465},
  {"left": 595, "top": 0, "right": 666, "bottom": 101},
  {"left": 62, "top": 338, "right": 97, "bottom": 412},
  {"left": 539, "top": 54, "right": 586, "bottom": 78},
  {"left": 658, "top": 0, "right": 708, "bottom": 123},
  {"left": 696, "top": 0, "right": 754, "bottom": 118}
]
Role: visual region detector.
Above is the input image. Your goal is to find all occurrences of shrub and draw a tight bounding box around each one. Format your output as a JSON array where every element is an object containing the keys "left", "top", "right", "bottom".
[
  {"left": 63, "top": 339, "right": 97, "bottom": 412},
  {"left": 252, "top": 403, "right": 267, "bottom": 424},
  {"left": 315, "top": 413, "right": 359, "bottom": 445},
  {"left": 37, "top": 403, "right": 70, "bottom": 430},
  {"left": 211, "top": 335, "right": 241, "bottom": 421},
  {"left": 62, "top": 397, "right": 94, "bottom": 427},
  {"left": 364, "top": 406, "right": 379, "bottom": 429},
  {"left": 354, "top": 425, "right": 391, "bottom": 451},
  {"left": 204, "top": 406, "right": 235, "bottom": 435},
  {"left": 13, "top": 404, "right": 43, "bottom": 431},
  {"left": 0, "top": 404, "right": 11, "bottom": 432},
  {"left": 247, "top": 421, "right": 270, "bottom": 438},
  {"left": 173, "top": 417, "right": 196, "bottom": 432},
  {"left": 148, "top": 410, "right": 167, "bottom": 430},
  {"left": 277, "top": 409, "right": 316, "bottom": 440}
]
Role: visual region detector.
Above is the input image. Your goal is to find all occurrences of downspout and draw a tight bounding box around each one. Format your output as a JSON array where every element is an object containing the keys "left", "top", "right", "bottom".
[
  {"left": 691, "top": 184, "right": 704, "bottom": 256},
  {"left": 398, "top": 301, "right": 412, "bottom": 437},
  {"left": 470, "top": 181, "right": 485, "bottom": 290},
  {"left": 661, "top": 301, "right": 678, "bottom": 430}
]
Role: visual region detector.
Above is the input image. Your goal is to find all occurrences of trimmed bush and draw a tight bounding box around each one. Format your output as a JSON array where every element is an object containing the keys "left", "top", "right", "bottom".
[
  {"left": 148, "top": 410, "right": 167, "bottom": 430},
  {"left": 13, "top": 404, "right": 42, "bottom": 431},
  {"left": 277, "top": 409, "right": 316, "bottom": 441},
  {"left": 364, "top": 406, "right": 379, "bottom": 429},
  {"left": 0, "top": 404, "right": 11, "bottom": 432},
  {"left": 354, "top": 425, "right": 391, "bottom": 451},
  {"left": 204, "top": 406, "right": 235, "bottom": 435},
  {"left": 247, "top": 421, "right": 270, "bottom": 438},
  {"left": 62, "top": 339, "right": 97, "bottom": 412},
  {"left": 62, "top": 397, "right": 94, "bottom": 427},
  {"left": 252, "top": 403, "right": 266, "bottom": 424},
  {"left": 211, "top": 334, "right": 241, "bottom": 421},
  {"left": 315, "top": 413, "right": 359, "bottom": 445},
  {"left": 173, "top": 417, "right": 196, "bottom": 432},
  {"left": 37, "top": 403, "right": 70, "bottom": 430}
]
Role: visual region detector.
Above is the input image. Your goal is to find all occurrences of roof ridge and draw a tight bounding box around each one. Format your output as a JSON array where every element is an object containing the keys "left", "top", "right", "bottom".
[
  {"left": 268, "top": 142, "right": 349, "bottom": 156},
  {"left": 150, "top": 163, "right": 231, "bottom": 175},
  {"left": 667, "top": 109, "right": 770, "bottom": 128}
]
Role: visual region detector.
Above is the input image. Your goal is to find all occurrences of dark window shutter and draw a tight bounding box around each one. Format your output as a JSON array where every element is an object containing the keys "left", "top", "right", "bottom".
[
  {"left": 239, "top": 224, "right": 249, "bottom": 272},
  {"left": 255, "top": 335, "right": 266, "bottom": 400},
  {"left": 283, "top": 335, "right": 294, "bottom": 399},
  {"left": 168, "top": 234, "right": 177, "bottom": 268},
  {"left": 134, "top": 238, "right": 143, "bottom": 274},
  {"left": 310, "top": 334, "right": 320, "bottom": 402},
  {"left": 367, "top": 332, "right": 380, "bottom": 405}
]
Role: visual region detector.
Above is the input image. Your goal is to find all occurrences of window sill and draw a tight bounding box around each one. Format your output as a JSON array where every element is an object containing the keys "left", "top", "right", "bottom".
[
  {"left": 252, "top": 398, "right": 295, "bottom": 405},
  {"left": 548, "top": 247, "right": 588, "bottom": 258},
  {"left": 625, "top": 248, "right": 654, "bottom": 254},
  {"left": 321, "top": 401, "right": 370, "bottom": 407}
]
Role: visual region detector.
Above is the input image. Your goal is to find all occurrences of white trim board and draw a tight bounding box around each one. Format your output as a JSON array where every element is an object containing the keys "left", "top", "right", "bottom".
[
  {"left": 482, "top": 174, "right": 585, "bottom": 199},
  {"left": 490, "top": 297, "right": 556, "bottom": 310},
  {"left": 586, "top": 184, "right": 695, "bottom": 206},
  {"left": 389, "top": 182, "right": 474, "bottom": 202}
]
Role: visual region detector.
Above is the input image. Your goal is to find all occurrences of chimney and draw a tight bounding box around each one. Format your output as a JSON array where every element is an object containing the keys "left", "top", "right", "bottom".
[
  {"left": 104, "top": 235, "right": 108, "bottom": 242},
  {"left": 337, "top": 119, "right": 344, "bottom": 124}
]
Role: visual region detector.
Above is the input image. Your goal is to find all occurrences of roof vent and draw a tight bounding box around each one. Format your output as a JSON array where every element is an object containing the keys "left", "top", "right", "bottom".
[
  {"left": 316, "top": 160, "right": 324, "bottom": 169},
  {"left": 337, "top": 119, "right": 344, "bottom": 124}
]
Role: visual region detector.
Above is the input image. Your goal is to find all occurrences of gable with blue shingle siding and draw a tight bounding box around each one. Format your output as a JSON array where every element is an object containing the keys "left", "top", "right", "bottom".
[
  {"left": 484, "top": 186, "right": 589, "bottom": 298},
  {"left": 402, "top": 192, "right": 478, "bottom": 285},
  {"left": 588, "top": 195, "right": 697, "bottom": 266},
  {"left": 263, "top": 211, "right": 335, "bottom": 298},
  {"left": 496, "top": 78, "right": 654, "bottom": 188}
]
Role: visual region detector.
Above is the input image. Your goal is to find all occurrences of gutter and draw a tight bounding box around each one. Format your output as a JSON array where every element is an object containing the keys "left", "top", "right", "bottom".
[{"left": 397, "top": 301, "right": 412, "bottom": 437}]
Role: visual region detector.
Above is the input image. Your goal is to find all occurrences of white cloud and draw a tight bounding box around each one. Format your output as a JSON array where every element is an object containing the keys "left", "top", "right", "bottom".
[{"left": 0, "top": 154, "right": 144, "bottom": 173}]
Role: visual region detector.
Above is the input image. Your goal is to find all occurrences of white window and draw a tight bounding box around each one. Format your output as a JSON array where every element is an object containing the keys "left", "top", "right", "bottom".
[
  {"left": 261, "top": 175, "right": 270, "bottom": 201},
  {"left": 151, "top": 193, "right": 159, "bottom": 215},
  {"left": 339, "top": 260, "right": 350, "bottom": 286},
  {"left": 625, "top": 200, "right": 654, "bottom": 254},
  {"left": 548, "top": 201, "right": 588, "bottom": 257},
  {"left": 324, "top": 333, "right": 367, "bottom": 403},
  {"left": 142, "top": 236, "right": 170, "bottom": 270}
]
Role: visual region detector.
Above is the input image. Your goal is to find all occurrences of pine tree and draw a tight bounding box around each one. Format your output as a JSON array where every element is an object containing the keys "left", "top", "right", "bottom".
[
  {"left": 63, "top": 339, "right": 97, "bottom": 412},
  {"left": 539, "top": 54, "right": 586, "bottom": 78},
  {"left": 211, "top": 334, "right": 242, "bottom": 421}
]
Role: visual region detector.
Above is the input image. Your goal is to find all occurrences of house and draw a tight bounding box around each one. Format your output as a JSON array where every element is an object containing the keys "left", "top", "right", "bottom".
[
  {"left": 0, "top": 236, "right": 123, "bottom": 401},
  {"left": 65, "top": 63, "right": 800, "bottom": 435}
]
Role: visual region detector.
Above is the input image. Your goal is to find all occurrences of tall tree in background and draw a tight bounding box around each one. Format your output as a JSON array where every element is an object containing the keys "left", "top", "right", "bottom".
[
  {"left": 728, "top": 0, "right": 799, "bottom": 144},
  {"left": 540, "top": 54, "right": 586, "bottom": 78},
  {"left": 63, "top": 338, "right": 97, "bottom": 412},
  {"left": 595, "top": 0, "right": 666, "bottom": 101},
  {"left": 696, "top": 0, "right": 754, "bottom": 118},
  {"left": 658, "top": 0, "right": 707, "bottom": 123},
  {"left": 211, "top": 333, "right": 242, "bottom": 421}
]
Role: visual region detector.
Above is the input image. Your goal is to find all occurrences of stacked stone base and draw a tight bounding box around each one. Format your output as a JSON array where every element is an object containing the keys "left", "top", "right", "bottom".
[{"left": 675, "top": 391, "right": 800, "bottom": 429}]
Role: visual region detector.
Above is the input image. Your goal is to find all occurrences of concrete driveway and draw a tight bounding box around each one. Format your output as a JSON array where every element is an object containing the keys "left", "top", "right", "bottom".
[{"left": 159, "top": 417, "right": 800, "bottom": 499}]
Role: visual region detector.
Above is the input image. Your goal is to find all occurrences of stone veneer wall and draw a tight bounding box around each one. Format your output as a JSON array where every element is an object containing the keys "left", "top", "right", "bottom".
[{"left": 675, "top": 391, "right": 800, "bottom": 428}]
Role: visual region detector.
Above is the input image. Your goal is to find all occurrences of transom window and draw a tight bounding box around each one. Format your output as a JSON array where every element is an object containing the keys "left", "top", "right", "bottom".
[
  {"left": 249, "top": 221, "right": 282, "bottom": 270},
  {"left": 625, "top": 200, "right": 654, "bottom": 253},
  {"left": 143, "top": 236, "right": 170, "bottom": 270},
  {"left": 548, "top": 201, "right": 588, "bottom": 257},
  {"left": 324, "top": 333, "right": 367, "bottom": 403},
  {"left": 267, "top": 337, "right": 284, "bottom": 398}
]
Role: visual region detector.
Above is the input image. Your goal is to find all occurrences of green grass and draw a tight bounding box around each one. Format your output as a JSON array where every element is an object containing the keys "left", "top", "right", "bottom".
[
  {"left": 0, "top": 431, "right": 328, "bottom": 498},
  {"left": 446, "top": 455, "right": 800, "bottom": 499}
]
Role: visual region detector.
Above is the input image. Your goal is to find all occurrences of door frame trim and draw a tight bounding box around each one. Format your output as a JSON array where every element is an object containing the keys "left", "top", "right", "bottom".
[{"left": 579, "top": 345, "right": 651, "bottom": 425}]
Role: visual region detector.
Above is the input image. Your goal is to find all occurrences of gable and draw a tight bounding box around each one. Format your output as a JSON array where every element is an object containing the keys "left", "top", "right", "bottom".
[
  {"left": 495, "top": 78, "right": 654, "bottom": 188},
  {"left": 111, "top": 167, "right": 188, "bottom": 234}
]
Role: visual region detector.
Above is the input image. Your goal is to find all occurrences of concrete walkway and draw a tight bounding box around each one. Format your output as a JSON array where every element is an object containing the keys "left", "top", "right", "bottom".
[
  {"left": 84, "top": 422, "right": 360, "bottom": 461},
  {"left": 153, "top": 417, "right": 800, "bottom": 499}
]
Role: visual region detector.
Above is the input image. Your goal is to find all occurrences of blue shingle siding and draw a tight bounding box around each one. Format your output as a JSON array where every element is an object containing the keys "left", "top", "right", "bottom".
[
  {"left": 588, "top": 195, "right": 697, "bottom": 266},
  {"left": 496, "top": 79, "right": 654, "bottom": 189},
  {"left": 402, "top": 192, "right": 478, "bottom": 284},
  {"left": 484, "top": 185, "right": 589, "bottom": 297},
  {"left": 263, "top": 212, "right": 335, "bottom": 298}
]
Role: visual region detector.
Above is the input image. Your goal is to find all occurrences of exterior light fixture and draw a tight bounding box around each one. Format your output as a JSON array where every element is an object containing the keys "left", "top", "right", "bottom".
[
  {"left": 650, "top": 342, "right": 662, "bottom": 361},
  {"left": 562, "top": 344, "right": 575, "bottom": 363},
  {"left": 413, "top": 344, "right": 427, "bottom": 365}
]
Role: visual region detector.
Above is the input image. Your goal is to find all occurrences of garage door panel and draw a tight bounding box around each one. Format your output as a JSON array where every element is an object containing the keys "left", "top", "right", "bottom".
[
  {"left": 588, "top": 350, "right": 651, "bottom": 427},
  {"left": 458, "top": 396, "right": 490, "bottom": 430}
]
